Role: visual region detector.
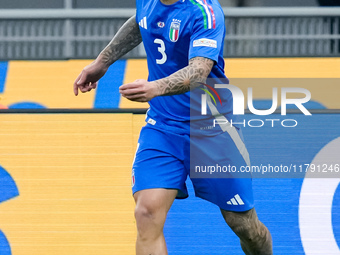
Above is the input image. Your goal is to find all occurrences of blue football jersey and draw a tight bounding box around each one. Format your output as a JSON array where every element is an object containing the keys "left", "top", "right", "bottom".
[{"left": 136, "top": 0, "right": 234, "bottom": 134}]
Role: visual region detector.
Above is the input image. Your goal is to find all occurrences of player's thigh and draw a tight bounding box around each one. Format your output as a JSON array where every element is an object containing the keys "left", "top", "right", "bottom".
[
  {"left": 132, "top": 125, "right": 188, "bottom": 198},
  {"left": 190, "top": 130, "right": 254, "bottom": 212},
  {"left": 190, "top": 128, "right": 250, "bottom": 179}
]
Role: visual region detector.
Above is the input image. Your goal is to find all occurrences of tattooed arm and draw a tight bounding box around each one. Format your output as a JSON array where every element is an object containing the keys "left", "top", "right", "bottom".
[
  {"left": 119, "top": 57, "right": 214, "bottom": 102},
  {"left": 99, "top": 15, "right": 142, "bottom": 66},
  {"left": 153, "top": 57, "right": 214, "bottom": 96},
  {"left": 74, "top": 15, "right": 142, "bottom": 96}
]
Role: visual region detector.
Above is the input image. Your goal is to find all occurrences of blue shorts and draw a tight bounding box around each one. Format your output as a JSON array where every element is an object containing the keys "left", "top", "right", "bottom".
[{"left": 132, "top": 123, "right": 254, "bottom": 212}]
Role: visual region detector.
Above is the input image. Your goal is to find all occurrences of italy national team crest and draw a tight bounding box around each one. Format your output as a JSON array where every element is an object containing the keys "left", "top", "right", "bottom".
[{"left": 169, "top": 19, "right": 181, "bottom": 42}]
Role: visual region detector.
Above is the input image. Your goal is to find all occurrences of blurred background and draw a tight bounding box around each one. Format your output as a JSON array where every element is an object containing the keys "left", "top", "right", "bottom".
[
  {"left": 0, "top": 1, "right": 339, "bottom": 255},
  {"left": 0, "top": 0, "right": 338, "bottom": 8},
  {"left": 0, "top": 0, "right": 339, "bottom": 60}
]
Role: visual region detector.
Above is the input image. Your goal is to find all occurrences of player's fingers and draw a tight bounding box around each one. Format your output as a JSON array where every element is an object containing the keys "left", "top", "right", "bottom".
[
  {"left": 79, "top": 84, "right": 91, "bottom": 93},
  {"left": 123, "top": 94, "right": 146, "bottom": 101},
  {"left": 120, "top": 88, "right": 144, "bottom": 96},
  {"left": 77, "top": 71, "right": 88, "bottom": 86},
  {"left": 78, "top": 86, "right": 87, "bottom": 93},
  {"left": 119, "top": 84, "right": 132, "bottom": 91},
  {"left": 74, "top": 84, "right": 79, "bottom": 96},
  {"left": 90, "top": 82, "right": 98, "bottom": 90},
  {"left": 119, "top": 82, "right": 142, "bottom": 91},
  {"left": 73, "top": 73, "right": 83, "bottom": 96}
]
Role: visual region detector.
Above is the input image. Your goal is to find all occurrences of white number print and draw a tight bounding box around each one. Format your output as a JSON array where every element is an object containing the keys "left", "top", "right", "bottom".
[{"left": 154, "top": 39, "right": 167, "bottom": 65}]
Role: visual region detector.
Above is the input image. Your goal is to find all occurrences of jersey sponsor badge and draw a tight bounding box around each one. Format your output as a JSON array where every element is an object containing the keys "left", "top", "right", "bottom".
[
  {"left": 157, "top": 21, "right": 165, "bottom": 28},
  {"left": 147, "top": 118, "right": 156, "bottom": 125},
  {"left": 193, "top": 38, "right": 217, "bottom": 48},
  {"left": 169, "top": 19, "right": 181, "bottom": 42}
]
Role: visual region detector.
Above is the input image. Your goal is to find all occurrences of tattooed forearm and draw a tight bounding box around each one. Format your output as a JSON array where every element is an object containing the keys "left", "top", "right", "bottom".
[
  {"left": 98, "top": 15, "right": 142, "bottom": 66},
  {"left": 153, "top": 57, "right": 214, "bottom": 96}
]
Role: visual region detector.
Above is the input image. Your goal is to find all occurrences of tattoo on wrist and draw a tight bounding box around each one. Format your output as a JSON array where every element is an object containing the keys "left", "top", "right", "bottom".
[{"left": 154, "top": 57, "right": 214, "bottom": 96}]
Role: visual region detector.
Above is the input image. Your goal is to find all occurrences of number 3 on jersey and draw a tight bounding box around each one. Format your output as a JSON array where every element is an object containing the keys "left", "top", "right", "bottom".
[{"left": 154, "top": 39, "right": 167, "bottom": 65}]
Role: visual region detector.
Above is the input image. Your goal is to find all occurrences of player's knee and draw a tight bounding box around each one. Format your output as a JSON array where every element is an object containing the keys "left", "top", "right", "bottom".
[
  {"left": 134, "top": 203, "right": 166, "bottom": 242},
  {"left": 134, "top": 202, "right": 166, "bottom": 231},
  {"left": 134, "top": 203, "right": 155, "bottom": 222}
]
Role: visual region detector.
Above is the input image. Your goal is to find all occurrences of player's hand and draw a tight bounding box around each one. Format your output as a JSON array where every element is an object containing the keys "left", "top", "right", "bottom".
[
  {"left": 73, "top": 60, "right": 108, "bottom": 96},
  {"left": 119, "top": 79, "right": 159, "bottom": 102}
]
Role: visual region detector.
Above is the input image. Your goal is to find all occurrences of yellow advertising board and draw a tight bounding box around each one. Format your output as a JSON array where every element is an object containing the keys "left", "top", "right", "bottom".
[
  {"left": 0, "top": 58, "right": 339, "bottom": 110},
  {"left": 0, "top": 113, "right": 145, "bottom": 255}
]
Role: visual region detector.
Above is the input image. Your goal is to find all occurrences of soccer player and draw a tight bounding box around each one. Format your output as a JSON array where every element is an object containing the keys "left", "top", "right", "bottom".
[{"left": 73, "top": 0, "right": 273, "bottom": 254}]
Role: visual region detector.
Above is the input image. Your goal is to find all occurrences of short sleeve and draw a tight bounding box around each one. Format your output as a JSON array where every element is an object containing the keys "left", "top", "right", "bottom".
[
  {"left": 188, "top": 4, "right": 225, "bottom": 63},
  {"left": 135, "top": 0, "right": 141, "bottom": 24}
]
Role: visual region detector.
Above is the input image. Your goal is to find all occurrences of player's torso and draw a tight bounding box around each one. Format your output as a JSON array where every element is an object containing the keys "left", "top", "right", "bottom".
[
  {"left": 136, "top": 0, "right": 232, "bottom": 135},
  {"left": 136, "top": 0, "right": 193, "bottom": 79}
]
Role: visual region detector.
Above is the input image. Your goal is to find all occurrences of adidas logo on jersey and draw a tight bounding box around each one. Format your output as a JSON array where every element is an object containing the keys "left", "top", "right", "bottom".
[
  {"left": 226, "top": 194, "right": 245, "bottom": 205},
  {"left": 139, "top": 17, "right": 147, "bottom": 29}
]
